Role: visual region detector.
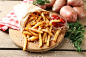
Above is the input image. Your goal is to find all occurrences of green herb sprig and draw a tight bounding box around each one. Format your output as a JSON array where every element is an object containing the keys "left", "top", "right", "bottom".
[
  {"left": 33, "top": 0, "right": 50, "bottom": 5},
  {"left": 65, "top": 22, "right": 85, "bottom": 52}
]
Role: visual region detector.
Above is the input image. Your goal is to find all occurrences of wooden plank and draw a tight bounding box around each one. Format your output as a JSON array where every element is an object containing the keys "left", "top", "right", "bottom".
[
  {"left": 0, "top": 30, "right": 18, "bottom": 48},
  {"left": 0, "top": 1, "right": 22, "bottom": 20},
  {"left": 84, "top": 0, "right": 86, "bottom": 1},
  {"left": 0, "top": 50, "right": 86, "bottom": 57},
  {"left": 79, "top": 17, "right": 86, "bottom": 26}
]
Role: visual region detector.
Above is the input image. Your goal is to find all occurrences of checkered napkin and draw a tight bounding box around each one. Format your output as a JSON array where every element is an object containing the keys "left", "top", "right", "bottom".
[{"left": 0, "top": 0, "right": 33, "bottom": 31}]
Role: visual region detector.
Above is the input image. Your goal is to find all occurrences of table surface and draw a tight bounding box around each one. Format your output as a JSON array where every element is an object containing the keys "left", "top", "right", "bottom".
[{"left": 0, "top": 1, "right": 86, "bottom": 57}]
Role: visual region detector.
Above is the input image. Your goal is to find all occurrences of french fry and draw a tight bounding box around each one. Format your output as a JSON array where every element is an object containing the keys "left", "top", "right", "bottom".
[
  {"left": 28, "top": 17, "right": 37, "bottom": 22},
  {"left": 32, "top": 21, "right": 46, "bottom": 29},
  {"left": 31, "top": 36, "right": 39, "bottom": 41},
  {"left": 23, "top": 34, "right": 27, "bottom": 51},
  {"left": 44, "top": 27, "right": 48, "bottom": 43},
  {"left": 25, "top": 23, "right": 31, "bottom": 30},
  {"left": 46, "top": 18, "right": 49, "bottom": 22},
  {"left": 46, "top": 21, "right": 49, "bottom": 26},
  {"left": 47, "top": 26, "right": 52, "bottom": 46},
  {"left": 39, "top": 33, "right": 42, "bottom": 47},
  {"left": 32, "top": 22, "right": 37, "bottom": 25},
  {"left": 36, "top": 16, "right": 41, "bottom": 22},
  {"left": 47, "top": 35, "right": 50, "bottom": 46},
  {"left": 27, "top": 35, "right": 29, "bottom": 38},
  {"left": 51, "top": 20, "right": 61, "bottom": 22},
  {"left": 54, "top": 29, "right": 61, "bottom": 42},
  {"left": 41, "top": 12, "right": 46, "bottom": 21},
  {"left": 38, "top": 26, "right": 42, "bottom": 47},
  {"left": 26, "top": 23, "right": 31, "bottom": 28},
  {"left": 44, "top": 34, "right": 47, "bottom": 43},
  {"left": 42, "top": 29, "right": 53, "bottom": 36},
  {"left": 50, "top": 20, "right": 61, "bottom": 25},
  {"left": 29, "top": 28, "right": 43, "bottom": 34},
  {"left": 28, "top": 36, "right": 39, "bottom": 41},
  {"left": 51, "top": 30, "right": 54, "bottom": 33},
  {"left": 25, "top": 27, "right": 28, "bottom": 31},
  {"left": 42, "top": 33, "right": 47, "bottom": 43},
  {"left": 23, "top": 31, "right": 32, "bottom": 35},
  {"left": 29, "top": 30, "right": 38, "bottom": 36},
  {"left": 28, "top": 38, "right": 31, "bottom": 42}
]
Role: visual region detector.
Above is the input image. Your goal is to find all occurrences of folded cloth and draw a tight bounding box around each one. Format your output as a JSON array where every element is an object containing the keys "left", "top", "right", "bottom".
[
  {"left": 0, "top": 10, "right": 20, "bottom": 31},
  {"left": 22, "top": 0, "right": 33, "bottom": 3},
  {"left": 0, "top": 1, "right": 33, "bottom": 31}
]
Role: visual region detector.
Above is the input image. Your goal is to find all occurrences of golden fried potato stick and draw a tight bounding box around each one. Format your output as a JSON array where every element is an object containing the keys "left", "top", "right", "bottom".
[
  {"left": 42, "top": 29, "right": 53, "bottom": 36},
  {"left": 46, "top": 21, "right": 50, "bottom": 26},
  {"left": 50, "top": 20, "right": 61, "bottom": 25},
  {"left": 26, "top": 23, "right": 31, "bottom": 28},
  {"left": 44, "top": 27, "right": 48, "bottom": 43},
  {"left": 32, "top": 22, "right": 37, "bottom": 25},
  {"left": 51, "top": 20, "right": 61, "bottom": 22},
  {"left": 27, "top": 35, "right": 30, "bottom": 38},
  {"left": 29, "top": 30, "right": 38, "bottom": 36},
  {"left": 44, "top": 34, "right": 48, "bottom": 43},
  {"left": 32, "top": 21, "right": 46, "bottom": 29},
  {"left": 39, "top": 33, "right": 42, "bottom": 47},
  {"left": 31, "top": 16, "right": 41, "bottom": 25},
  {"left": 47, "top": 26, "right": 52, "bottom": 46},
  {"left": 23, "top": 34, "right": 28, "bottom": 51},
  {"left": 36, "top": 16, "right": 41, "bottom": 22},
  {"left": 28, "top": 17, "right": 37, "bottom": 22},
  {"left": 23, "top": 31, "right": 32, "bottom": 35},
  {"left": 41, "top": 12, "right": 46, "bottom": 21},
  {"left": 54, "top": 29, "right": 61, "bottom": 42},
  {"left": 42, "top": 33, "right": 47, "bottom": 43},
  {"left": 25, "top": 23, "right": 31, "bottom": 30},
  {"left": 28, "top": 36, "right": 39, "bottom": 41},
  {"left": 29, "top": 28, "right": 43, "bottom": 34},
  {"left": 38, "top": 26, "right": 42, "bottom": 47},
  {"left": 46, "top": 18, "right": 49, "bottom": 22},
  {"left": 25, "top": 27, "right": 28, "bottom": 31},
  {"left": 47, "top": 35, "right": 50, "bottom": 46}
]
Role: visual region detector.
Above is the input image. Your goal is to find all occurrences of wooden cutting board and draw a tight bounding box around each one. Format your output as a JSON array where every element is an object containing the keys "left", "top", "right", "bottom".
[{"left": 9, "top": 29, "right": 65, "bottom": 52}]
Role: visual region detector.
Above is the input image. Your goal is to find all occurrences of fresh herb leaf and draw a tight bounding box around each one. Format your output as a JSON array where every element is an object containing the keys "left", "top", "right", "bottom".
[
  {"left": 65, "top": 22, "right": 85, "bottom": 52},
  {"left": 33, "top": 0, "right": 50, "bottom": 5}
]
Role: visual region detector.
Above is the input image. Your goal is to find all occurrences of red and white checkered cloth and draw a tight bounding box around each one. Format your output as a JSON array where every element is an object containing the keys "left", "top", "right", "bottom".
[
  {"left": 0, "top": 10, "right": 20, "bottom": 31},
  {"left": 0, "top": 0, "right": 33, "bottom": 31}
]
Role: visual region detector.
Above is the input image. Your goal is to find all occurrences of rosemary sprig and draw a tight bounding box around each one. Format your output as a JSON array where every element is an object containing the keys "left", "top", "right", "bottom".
[
  {"left": 33, "top": 0, "right": 50, "bottom": 5},
  {"left": 65, "top": 22, "right": 85, "bottom": 52}
]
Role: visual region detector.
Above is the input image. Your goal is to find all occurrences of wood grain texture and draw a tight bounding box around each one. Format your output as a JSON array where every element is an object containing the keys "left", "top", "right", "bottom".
[
  {"left": 0, "top": 1, "right": 22, "bottom": 20},
  {"left": 84, "top": 0, "right": 86, "bottom": 1},
  {"left": 0, "top": 50, "right": 86, "bottom": 57},
  {"left": 0, "top": 30, "right": 18, "bottom": 48}
]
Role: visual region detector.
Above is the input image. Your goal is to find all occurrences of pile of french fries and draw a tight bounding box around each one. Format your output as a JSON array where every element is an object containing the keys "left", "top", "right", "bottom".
[{"left": 22, "top": 11, "right": 61, "bottom": 51}]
